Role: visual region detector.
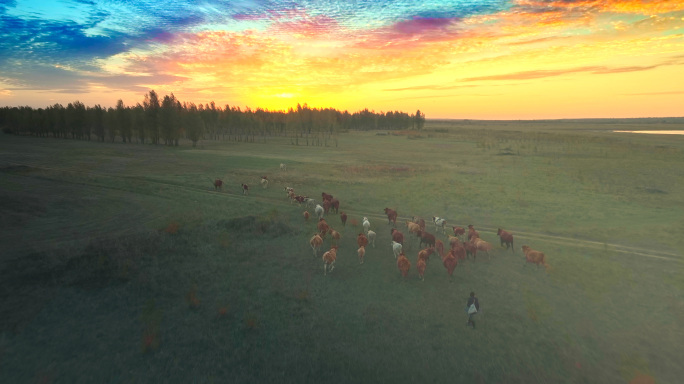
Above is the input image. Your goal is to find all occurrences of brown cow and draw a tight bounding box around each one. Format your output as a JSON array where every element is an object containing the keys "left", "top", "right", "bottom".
[
  {"left": 241, "top": 183, "right": 249, "bottom": 195},
  {"left": 452, "top": 226, "right": 465, "bottom": 239},
  {"left": 309, "top": 234, "right": 323, "bottom": 257},
  {"left": 303, "top": 211, "right": 310, "bottom": 221},
  {"left": 521, "top": 245, "right": 550, "bottom": 271},
  {"left": 467, "top": 224, "right": 479, "bottom": 241},
  {"left": 340, "top": 212, "right": 348, "bottom": 226},
  {"left": 213, "top": 178, "right": 223, "bottom": 191},
  {"left": 397, "top": 253, "right": 411, "bottom": 278},
  {"left": 417, "top": 259, "right": 427, "bottom": 281},
  {"left": 357, "top": 233, "right": 369, "bottom": 248},
  {"left": 417, "top": 247, "right": 434, "bottom": 264},
  {"left": 417, "top": 230, "right": 436, "bottom": 249},
  {"left": 317, "top": 218, "right": 330, "bottom": 237},
  {"left": 497, "top": 228, "right": 514, "bottom": 252},
  {"left": 384, "top": 208, "right": 398, "bottom": 226},
  {"left": 391, "top": 228, "right": 404, "bottom": 245},
  {"left": 442, "top": 251, "right": 458, "bottom": 278},
  {"left": 323, "top": 246, "right": 338, "bottom": 275},
  {"left": 357, "top": 245, "right": 366, "bottom": 264},
  {"left": 472, "top": 237, "right": 492, "bottom": 259},
  {"left": 329, "top": 229, "right": 341, "bottom": 246}
]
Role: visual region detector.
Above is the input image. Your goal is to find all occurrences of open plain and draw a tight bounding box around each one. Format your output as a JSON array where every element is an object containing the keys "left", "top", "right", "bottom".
[{"left": 1, "top": 119, "right": 683, "bottom": 383}]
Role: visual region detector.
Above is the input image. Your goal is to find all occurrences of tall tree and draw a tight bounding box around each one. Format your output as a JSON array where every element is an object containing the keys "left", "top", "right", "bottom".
[
  {"left": 414, "top": 109, "right": 426, "bottom": 130},
  {"left": 143, "top": 90, "right": 160, "bottom": 144}
]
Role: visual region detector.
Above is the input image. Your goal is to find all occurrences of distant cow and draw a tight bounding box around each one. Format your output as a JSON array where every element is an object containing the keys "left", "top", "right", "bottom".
[
  {"left": 280, "top": 163, "right": 287, "bottom": 171},
  {"left": 213, "top": 178, "right": 223, "bottom": 191},
  {"left": 497, "top": 228, "right": 514, "bottom": 252},
  {"left": 241, "top": 183, "right": 249, "bottom": 195}
]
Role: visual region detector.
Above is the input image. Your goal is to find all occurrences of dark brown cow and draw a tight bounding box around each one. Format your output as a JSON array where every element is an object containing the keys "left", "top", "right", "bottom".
[
  {"left": 391, "top": 228, "right": 404, "bottom": 245},
  {"left": 213, "top": 178, "right": 223, "bottom": 191},
  {"left": 452, "top": 226, "right": 465, "bottom": 238},
  {"left": 497, "top": 228, "right": 514, "bottom": 252},
  {"left": 417, "top": 230, "right": 436, "bottom": 249},
  {"left": 340, "top": 212, "right": 348, "bottom": 226},
  {"left": 384, "top": 208, "right": 398, "bottom": 226},
  {"left": 241, "top": 183, "right": 249, "bottom": 195}
]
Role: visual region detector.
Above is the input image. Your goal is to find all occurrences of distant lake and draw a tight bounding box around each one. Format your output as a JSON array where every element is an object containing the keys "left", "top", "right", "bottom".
[{"left": 613, "top": 130, "right": 684, "bottom": 135}]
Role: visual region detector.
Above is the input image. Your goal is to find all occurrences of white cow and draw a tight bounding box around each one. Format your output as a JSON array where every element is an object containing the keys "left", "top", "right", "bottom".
[
  {"left": 367, "top": 230, "right": 376, "bottom": 248},
  {"left": 392, "top": 241, "right": 403, "bottom": 259},
  {"left": 315, "top": 204, "right": 325, "bottom": 220},
  {"left": 280, "top": 163, "right": 287, "bottom": 171},
  {"left": 362, "top": 217, "right": 371, "bottom": 234},
  {"left": 433, "top": 216, "right": 447, "bottom": 234}
]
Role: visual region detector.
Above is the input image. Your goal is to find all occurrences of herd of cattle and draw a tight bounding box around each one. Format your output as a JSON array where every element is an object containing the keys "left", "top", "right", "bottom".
[
  {"left": 288, "top": 188, "right": 550, "bottom": 278},
  {"left": 210, "top": 166, "right": 550, "bottom": 278}
]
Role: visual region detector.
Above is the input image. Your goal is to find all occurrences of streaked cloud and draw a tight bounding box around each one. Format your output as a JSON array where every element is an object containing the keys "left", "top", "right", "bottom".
[{"left": 0, "top": 0, "right": 682, "bottom": 118}]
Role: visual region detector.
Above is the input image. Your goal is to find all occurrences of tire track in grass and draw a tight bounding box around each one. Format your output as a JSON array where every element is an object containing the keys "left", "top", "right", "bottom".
[{"left": 4, "top": 160, "right": 682, "bottom": 263}]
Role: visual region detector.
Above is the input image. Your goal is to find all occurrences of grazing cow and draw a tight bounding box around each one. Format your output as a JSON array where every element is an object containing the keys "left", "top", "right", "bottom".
[
  {"left": 497, "top": 228, "right": 514, "bottom": 252},
  {"left": 367, "top": 230, "right": 376, "bottom": 248},
  {"left": 442, "top": 251, "right": 458, "bottom": 277},
  {"left": 241, "top": 183, "right": 249, "bottom": 195},
  {"left": 358, "top": 246, "right": 366, "bottom": 264},
  {"left": 329, "top": 229, "right": 341, "bottom": 246},
  {"left": 260, "top": 176, "right": 269, "bottom": 189},
  {"left": 303, "top": 211, "right": 310, "bottom": 221},
  {"left": 321, "top": 192, "right": 333, "bottom": 202},
  {"left": 285, "top": 186, "right": 294, "bottom": 194},
  {"left": 309, "top": 234, "right": 323, "bottom": 257},
  {"left": 417, "top": 258, "right": 427, "bottom": 281},
  {"left": 357, "top": 233, "right": 369, "bottom": 248},
  {"left": 418, "top": 230, "right": 436, "bottom": 249},
  {"left": 392, "top": 241, "right": 403, "bottom": 259},
  {"left": 315, "top": 204, "right": 325, "bottom": 220},
  {"left": 362, "top": 217, "right": 371, "bottom": 234},
  {"left": 391, "top": 228, "right": 404, "bottom": 245},
  {"left": 472, "top": 237, "right": 492, "bottom": 259},
  {"left": 322, "top": 246, "right": 338, "bottom": 275},
  {"left": 433, "top": 217, "right": 447, "bottom": 234},
  {"left": 280, "top": 163, "right": 287, "bottom": 171},
  {"left": 322, "top": 199, "right": 331, "bottom": 214},
  {"left": 317, "top": 219, "right": 330, "bottom": 237},
  {"left": 397, "top": 253, "right": 411, "bottom": 278},
  {"left": 521, "top": 245, "right": 550, "bottom": 270},
  {"left": 452, "top": 226, "right": 465, "bottom": 239},
  {"left": 467, "top": 224, "right": 480, "bottom": 241},
  {"left": 384, "top": 208, "right": 398, "bottom": 226},
  {"left": 213, "top": 178, "right": 223, "bottom": 191},
  {"left": 340, "top": 212, "right": 348, "bottom": 227}
]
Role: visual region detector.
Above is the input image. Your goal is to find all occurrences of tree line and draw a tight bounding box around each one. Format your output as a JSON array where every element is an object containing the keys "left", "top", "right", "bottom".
[{"left": 0, "top": 90, "right": 426, "bottom": 147}]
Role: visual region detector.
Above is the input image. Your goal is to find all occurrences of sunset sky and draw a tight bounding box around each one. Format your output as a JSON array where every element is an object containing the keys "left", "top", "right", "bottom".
[{"left": 1, "top": 0, "right": 683, "bottom": 119}]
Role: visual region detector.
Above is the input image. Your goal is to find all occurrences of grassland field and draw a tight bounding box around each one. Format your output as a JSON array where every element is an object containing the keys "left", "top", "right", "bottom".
[{"left": 0, "top": 119, "right": 683, "bottom": 383}]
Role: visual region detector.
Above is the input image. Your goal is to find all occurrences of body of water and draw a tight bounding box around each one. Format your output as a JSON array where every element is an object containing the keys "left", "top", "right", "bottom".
[{"left": 613, "top": 130, "right": 684, "bottom": 135}]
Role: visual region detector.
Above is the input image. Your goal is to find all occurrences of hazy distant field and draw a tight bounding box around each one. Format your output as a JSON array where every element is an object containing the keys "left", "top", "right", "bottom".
[{"left": 1, "top": 120, "right": 683, "bottom": 383}]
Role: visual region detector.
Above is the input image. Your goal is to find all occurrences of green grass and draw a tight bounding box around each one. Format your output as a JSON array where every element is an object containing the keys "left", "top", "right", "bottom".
[{"left": 0, "top": 122, "right": 683, "bottom": 383}]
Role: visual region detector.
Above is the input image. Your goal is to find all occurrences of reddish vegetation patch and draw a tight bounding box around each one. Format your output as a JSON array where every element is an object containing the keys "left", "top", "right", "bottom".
[
  {"left": 164, "top": 221, "right": 180, "bottom": 234},
  {"left": 186, "top": 286, "right": 200, "bottom": 309},
  {"left": 629, "top": 374, "right": 655, "bottom": 384},
  {"left": 349, "top": 218, "right": 359, "bottom": 227}
]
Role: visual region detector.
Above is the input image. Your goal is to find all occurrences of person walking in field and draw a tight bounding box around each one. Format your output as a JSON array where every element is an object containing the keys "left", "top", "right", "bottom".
[{"left": 466, "top": 291, "right": 480, "bottom": 328}]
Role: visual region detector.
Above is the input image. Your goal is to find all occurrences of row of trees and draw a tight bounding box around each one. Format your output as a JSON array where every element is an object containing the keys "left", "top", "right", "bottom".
[{"left": 0, "top": 91, "right": 427, "bottom": 147}]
